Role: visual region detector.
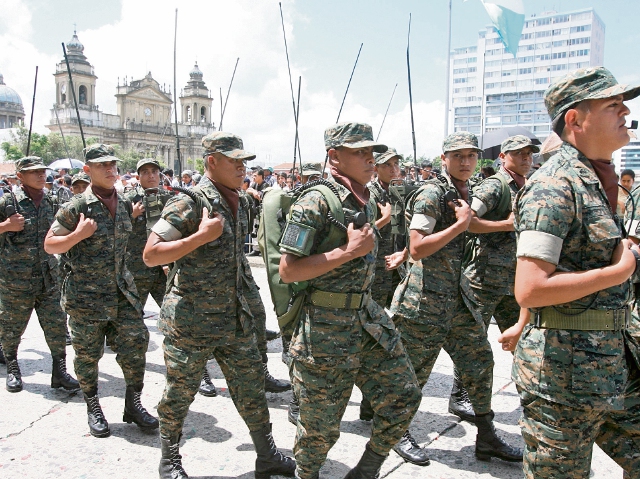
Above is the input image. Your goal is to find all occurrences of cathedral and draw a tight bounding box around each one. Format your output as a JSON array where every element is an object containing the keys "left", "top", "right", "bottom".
[
  {"left": 0, "top": 72, "right": 25, "bottom": 130},
  {"left": 46, "top": 31, "right": 216, "bottom": 170}
]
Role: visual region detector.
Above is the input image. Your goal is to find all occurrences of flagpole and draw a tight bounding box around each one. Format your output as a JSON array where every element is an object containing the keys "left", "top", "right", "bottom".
[{"left": 444, "top": 0, "right": 452, "bottom": 137}]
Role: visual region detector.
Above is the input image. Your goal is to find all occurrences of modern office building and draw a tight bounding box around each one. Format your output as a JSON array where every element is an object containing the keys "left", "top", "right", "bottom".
[{"left": 447, "top": 8, "right": 605, "bottom": 142}]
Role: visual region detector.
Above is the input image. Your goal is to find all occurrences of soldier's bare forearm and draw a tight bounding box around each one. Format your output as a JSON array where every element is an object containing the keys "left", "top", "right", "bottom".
[
  {"left": 143, "top": 231, "right": 209, "bottom": 267},
  {"left": 409, "top": 221, "right": 466, "bottom": 260},
  {"left": 514, "top": 256, "right": 636, "bottom": 308},
  {"left": 43, "top": 228, "right": 85, "bottom": 254},
  {"left": 468, "top": 216, "right": 514, "bottom": 234},
  {"left": 279, "top": 247, "right": 360, "bottom": 283}
]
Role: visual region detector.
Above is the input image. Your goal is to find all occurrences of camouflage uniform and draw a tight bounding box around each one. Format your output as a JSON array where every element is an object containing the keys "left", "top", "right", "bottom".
[
  {"left": 52, "top": 182, "right": 148, "bottom": 394},
  {"left": 154, "top": 153, "right": 271, "bottom": 440},
  {"left": 462, "top": 151, "right": 532, "bottom": 331},
  {"left": 390, "top": 169, "right": 494, "bottom": 414},
  {"left": 367, "top": 148, "right": 404, "bottom": 308},
  {"left": 514, "top": 67, "right": 640, "bottom": 479},
  {"left": 0, "top": 162, "right": 67, "bottom": 361},
  {"left": 281, "top": 123, "right": 421, "bottom": 479},
  {"left": 123, "top": 184, "right": 171, "bottom": 307}
]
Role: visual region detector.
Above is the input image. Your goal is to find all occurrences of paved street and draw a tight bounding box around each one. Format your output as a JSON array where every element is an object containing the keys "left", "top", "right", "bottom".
[{"left": 0, "top": 257, "right": 623, "bottom": 478}]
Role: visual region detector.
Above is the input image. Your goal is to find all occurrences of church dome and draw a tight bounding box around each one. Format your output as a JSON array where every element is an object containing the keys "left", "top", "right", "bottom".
[
  {"left": 0, "top": 73, "right": 23, "bottom": 106},
  {"left": 67, "top": 31, "right": 84, "bottom": 54},
  {"left": 189, "top": 62, "right": 203, "bottom": 80}
]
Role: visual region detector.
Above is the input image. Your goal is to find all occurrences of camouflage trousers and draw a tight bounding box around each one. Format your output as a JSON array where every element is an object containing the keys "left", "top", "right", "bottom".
[
  {"left": 134, "top": 273, "right": 166, "bottom": 309},
  {"left": 158, "top": 331, "right": 270, "bottom": 438},
  {"left": 291, "top": 333, "right": 421, "bottom": 479},
  {"left": 519, "top": 384, "right": 640, "bottom": 479},
  {"left": 370, "top": 263, "right": 402, "bottom": 309},
  {"left": 461, "top": 284, "right": 520, "bottom": 332},
  {"left": 244, "top": 277, "right": 268, "bottom": 359},
  {"left": 68, "top": 291, "right": 149, "bottom": 395},
  {"left": 393, "top": 291, "right": 494, "bottom": 415},
  {"left": 0, "top": 279, "right": 67, "bottom": 358}
]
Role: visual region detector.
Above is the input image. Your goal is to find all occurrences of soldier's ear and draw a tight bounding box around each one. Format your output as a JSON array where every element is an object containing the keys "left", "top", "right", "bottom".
[
  {"left": 564, "top": 109, "right": 582, "bottom": 134},
  {"left": 83, "top": 164, "right": 90, "bottom": 174},
  {"left": 328, "top": 148, "right": 339, "bottom": 165}
]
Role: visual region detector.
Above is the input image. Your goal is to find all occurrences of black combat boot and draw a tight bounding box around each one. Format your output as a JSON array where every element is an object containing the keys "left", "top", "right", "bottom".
[
  {"left": 84, "top": 390, "right": 110, "bottom": 438},
  {"left": 262, "top": 354, "right": 291, "bottom": 393},
  {"left": 448, "top": 367, "right": 475, "bottom": 423},
  {"left": 288, "top": 395, "right": 300, "bottom": 426},
  {"left": 265, "top": 329, "right": 281, "bottom": 341},
  {"left": 0, "top": 343, "right": 6, "bottom": 365},
  {"left": 159, "top": 434, "right": 189, "bottom": 479},
  {"left": 344, "top": 442, "right": 387, "bottom": 479},
  {"left": 198, "top": 368, "right": 217, "bottom": 397},
  {"left": 475, "top": 411, "right": 523, "bottom": 462},
  {"left": 393, "top": 430, "right": 430, "bottom": 466},
  {"left": 51, "top": 354, "right": 80, "bottom": 390},
  {"left": 5, "top": 357, "right": 22, "bottom": 393},
  {"left": 249, "top": 423, "right": 296, "bottom": 479},
  {"left": 359, "top": 397, "right": 374, "bottom": 421},
  {"left": 123, "top": 383, "right": 159, "bottom": 430}
]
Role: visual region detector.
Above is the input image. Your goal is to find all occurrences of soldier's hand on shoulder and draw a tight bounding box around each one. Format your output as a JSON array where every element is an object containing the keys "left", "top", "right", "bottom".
[
  {"left": 451, "top": 199, "right": 472, "bottom": 228},
  {"left": 197, "top": 207, "right": 225, "bottom": 243},
  {"left": 345, "top": 222, "right": 375, "bottom": 258},
  {"left": 3, "top": 213, "right": 25, "bottom": 232},
  {"left": 75, "top": 213, "right": 98, "bottom": 240},
  {"left": 132, "top": 201, "right": 145, "bottom": 219}
]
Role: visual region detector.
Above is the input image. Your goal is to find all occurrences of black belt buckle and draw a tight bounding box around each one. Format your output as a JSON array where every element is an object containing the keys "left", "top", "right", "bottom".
[{"left": 533, "top": 310, "right": 542, "bottom": 328}]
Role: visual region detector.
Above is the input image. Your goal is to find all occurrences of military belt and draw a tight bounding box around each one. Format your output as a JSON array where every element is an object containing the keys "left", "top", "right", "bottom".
[
  {"left": 531, "top": 306, "right": 631, "bottom": 331},
  {"left": 307, "top": 290, "right": 370, "bottom": 310}
]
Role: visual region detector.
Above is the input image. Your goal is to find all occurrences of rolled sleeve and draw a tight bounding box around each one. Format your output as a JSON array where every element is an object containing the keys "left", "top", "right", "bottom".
[
  {"left": 50, "top": 219, "right": 72, "bottom": 236},
  {"left": 516, "top": 230, "right": 563, "bottom": 265},
  {"left": 470, "top": 197, "right": 488, "bottom": 217},
  {"left": 152, "top": 218, "right": 183, "bottom": 241},
  {"left": 410, "top": 213, "right": 436, "bottom": 234}
]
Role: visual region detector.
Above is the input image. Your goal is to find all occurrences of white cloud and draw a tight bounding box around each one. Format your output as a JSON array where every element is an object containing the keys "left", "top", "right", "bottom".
[{"left": 1, "top": 0, "right": 447, "bottom": 164}]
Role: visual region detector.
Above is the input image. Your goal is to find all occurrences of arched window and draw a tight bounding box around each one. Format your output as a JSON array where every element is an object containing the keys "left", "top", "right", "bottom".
[
  {"left": 186, "top": 106, "right": 192, "bottom": 122},
  {"left": 200, "top": 106, "right": 206, "bottom": 123},
  {"left": 79, "top": 85, "right": 87, "bottom": 105}
]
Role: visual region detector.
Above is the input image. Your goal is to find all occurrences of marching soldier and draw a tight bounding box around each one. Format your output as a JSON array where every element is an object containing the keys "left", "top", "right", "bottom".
[
  {"left": 143, "top": 132, "right": 295, "bottom": 479},
  {"left": 451, "top": 135, "right": 538, "bottom": 422},
  {"left": 70, "top": 172, "right": 90, "bottom": 195},
  {"left": 279, "top": 122, "right": 421, "bottom": 479},
  {"left": 390, "top": 132, "right": 523, "bottom": 465},
  {"left": 0, "top": 156, "right": 78, "bottom": 393},
  {"left": 44, "top": 144, "right": 158, "bottom": 438},
  {"left": 513, "top": 67, "right": 640, "bottom": 478}
]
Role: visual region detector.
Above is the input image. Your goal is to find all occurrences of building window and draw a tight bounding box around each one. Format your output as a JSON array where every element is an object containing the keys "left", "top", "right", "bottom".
[
  {"left": 79, "top": 85, "right": 87, "bottom": 105},
  {"left": 553, "top": 15, "right": 569, "bottom": 23},
  {"left": 186, "top": 106, "right": 192, "bottom": 122},
  {"left": 200, "top": 106, "right": 206, "bottom": 122},
  {"left": 570, "top": 25, "right": 591, "bottom": 33},
  {"left": 535, "top": 78, "right": 550, "bottom": 85},
  {"left": 568, "top": 37, "right": 591, "bottom": 45},
  {"left": 569, "top": 49, "right": 590, "bottom": 57},
  {"left": 552, "top": 52, "right": 567, "bottom": 59}
]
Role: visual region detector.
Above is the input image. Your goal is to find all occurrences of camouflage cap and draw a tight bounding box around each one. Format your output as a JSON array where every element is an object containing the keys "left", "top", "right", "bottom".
[
  {"left": 202, "top": 132, "right": 256, "bottom": 160},
  {"left": 324, "top": 122, "right": 387, "bottom": 153},
  {"left": 15, "top": 156, "right": 47, "bottom": 172},
  {"left": 545, "top": 67, "right": 640, "bottom": 123},
  {"left": 501, "top": 135, "right": 540, "bottom": 154},
  {"left": 71, "top": 172, "right": 91, "bottom": 185},
  {"left": 301, "top": 161, "right": 322, "bottom": 176},
  {"left": 83, "top": 143, "right": 120, "bottom": 163},
  {"left": 136, "top": 158, "right": 161, "bottom": 172},
  {"left": 442, "top": 131, "right": 482, "bottom": 153},
  {"left": 374, "top": 147, "right": 401, "bottom": 165}
]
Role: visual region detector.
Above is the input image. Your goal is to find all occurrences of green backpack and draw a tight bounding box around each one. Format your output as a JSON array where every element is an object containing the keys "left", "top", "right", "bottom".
[{"left": 257, "top": 180, "right": 345, "bottom": 331}]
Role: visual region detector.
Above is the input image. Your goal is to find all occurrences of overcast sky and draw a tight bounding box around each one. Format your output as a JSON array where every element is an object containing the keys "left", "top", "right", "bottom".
[{"left": 2, "top": 0, "right": 640, "bottom": 165}]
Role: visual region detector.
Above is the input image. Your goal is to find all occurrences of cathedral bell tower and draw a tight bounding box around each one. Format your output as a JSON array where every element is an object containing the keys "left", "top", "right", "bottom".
[
  {"left": 54, "top": 30, "right": 97, "bottom": 109},
  {"left": 179, "top": 62, "right": 213, "bottom": 126}
]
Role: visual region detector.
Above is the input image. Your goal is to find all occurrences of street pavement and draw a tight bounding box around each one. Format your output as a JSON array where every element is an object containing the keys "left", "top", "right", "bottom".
[{"left": 0, "top": 256, "right": 624, "bottom": 478}]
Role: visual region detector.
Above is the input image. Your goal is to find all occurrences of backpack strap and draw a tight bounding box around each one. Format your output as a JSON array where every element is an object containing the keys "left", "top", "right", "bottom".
[
  {"left": 481, "top": 172, "right": 512, "bottom": 221},
  {"left": 303, "top": 184, "right": 345, "bottom": 252}
]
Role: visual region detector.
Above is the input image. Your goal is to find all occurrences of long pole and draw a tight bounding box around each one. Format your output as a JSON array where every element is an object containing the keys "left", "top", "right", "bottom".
[
  {"left": 336, "top": 43, "right": 363, "bottom": 123},
  {"left": 62, "top": 43, "right": 85, "bottom": 149},
  {"left": 279, "top": 2, "right": 302, "bottom": 169},
  {"left": 444, "top": 0, "right": 452, "bottom": 137},
  {"left": 293, "top": 76, "right": 302, "bottom": 173},
  {"left": 173, "top": 8, "right": 181, "bottom": 177},
  {"left": 53, "top": 107, "right": 72, "bottom": 166},
  {"left": 407, "top": 14, "right": 417, "bottom": 164},
  {"left": 219, "top": 57, "right": 239, "bottom": 131},
  {"left": 376, "top": 83, "right": 397, "bottom": 141},
  {"left": 219, "top": 87, "right": 223, "bottom": 129},
  {"left": 26, "top": 66, "right": 38, "bottom": 156}
]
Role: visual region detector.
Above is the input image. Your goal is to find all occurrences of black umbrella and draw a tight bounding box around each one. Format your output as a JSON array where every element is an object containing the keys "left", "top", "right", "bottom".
[{"left": 480, "top": 126, "right": 541, "bottom": 160}]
